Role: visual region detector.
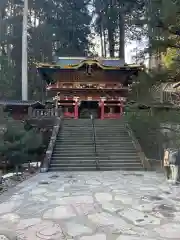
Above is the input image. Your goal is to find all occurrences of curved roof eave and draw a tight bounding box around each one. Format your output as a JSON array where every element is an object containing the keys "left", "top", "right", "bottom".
[{"left": 36, "top": 61, "right": 144, "bottom": 71}]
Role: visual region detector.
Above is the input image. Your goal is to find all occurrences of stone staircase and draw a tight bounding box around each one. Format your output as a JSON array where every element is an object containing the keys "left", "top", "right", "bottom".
[
  {"left": 49, "top": 119, "right": 144, "bottom": 171},
  {"left": 94, "top": 119, "right": 143, "bottom": 170},
  {"left": 50, "top": 119, "right": 97, "bottom": 171}
]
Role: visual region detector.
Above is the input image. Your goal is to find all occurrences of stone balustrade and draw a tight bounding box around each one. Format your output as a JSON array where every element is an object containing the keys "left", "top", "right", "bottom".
[
  {"left": 40, "top": 117, "right": 62, "bottom": 172},
  {"left": 28, "top": 107, "right": 62, "bottom": 118}
]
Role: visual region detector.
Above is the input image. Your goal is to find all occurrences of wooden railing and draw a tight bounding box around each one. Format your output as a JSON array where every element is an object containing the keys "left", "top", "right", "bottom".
[{"left": 28, "top": 107, "right": 62, "bottom": 118}]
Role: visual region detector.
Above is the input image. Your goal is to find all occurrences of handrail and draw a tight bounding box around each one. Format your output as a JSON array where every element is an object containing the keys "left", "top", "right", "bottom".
[{"left": 91, "top": 116, "right": 99, "bottom": 170}]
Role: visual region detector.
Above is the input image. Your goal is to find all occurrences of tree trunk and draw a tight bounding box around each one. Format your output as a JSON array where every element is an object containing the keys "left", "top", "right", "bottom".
[
  {"left": 118, "top": 14, "right": 125, "bottom": 59},
  {"left": 107, "top": 28, "right": 115, "bottom": 57},
  {"left": 100, "top": 21, "right": 104, "bottom": 57},
  {"left": 103, "top": 29, "right": 107, "bottom": 57}
]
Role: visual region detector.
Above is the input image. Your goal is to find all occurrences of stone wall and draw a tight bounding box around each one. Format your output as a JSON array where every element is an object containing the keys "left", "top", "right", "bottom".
[
  {"left": 126, "top": 123, "right": 151, "bottom": 170},
  {"left": 40, "top": 117, "right": 62, "bottom": 172}
]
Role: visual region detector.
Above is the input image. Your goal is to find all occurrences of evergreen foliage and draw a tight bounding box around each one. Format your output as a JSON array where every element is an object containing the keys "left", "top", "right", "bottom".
[
  {"left": 0, "top": 0, "right": 91, "bottom": 100},
  {"left": 0, "top": 116, "right": 43, "bottom": 172}
]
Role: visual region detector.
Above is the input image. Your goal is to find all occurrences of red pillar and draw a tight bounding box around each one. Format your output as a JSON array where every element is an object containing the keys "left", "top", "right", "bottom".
[
  {"left": 100, "top": 100, "right": 104, "bottom": 120},
  {"left": 119, "top": 102, "right": 122, "bottom": 117},
  {"left": 74, "top": 101, "right": 79, "bottom": 119}
]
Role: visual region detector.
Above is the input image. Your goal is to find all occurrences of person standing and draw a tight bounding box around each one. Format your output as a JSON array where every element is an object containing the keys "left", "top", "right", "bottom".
[
  {"left": 163, "top": 148, "right": 171, "bottom": 181},
  {"left": 169, "top": 148, "right": 180, "bottom": 184}
]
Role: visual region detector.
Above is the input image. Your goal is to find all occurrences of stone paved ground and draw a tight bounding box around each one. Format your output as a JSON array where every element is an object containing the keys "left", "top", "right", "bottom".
[{"left": 0, "top": 171, "right": 180, "bottom": 239}]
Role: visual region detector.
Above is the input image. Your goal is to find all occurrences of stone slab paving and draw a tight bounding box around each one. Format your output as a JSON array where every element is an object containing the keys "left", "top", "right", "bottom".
[{"left": 0, "top": 171, "right": 180, "bottom": 239}]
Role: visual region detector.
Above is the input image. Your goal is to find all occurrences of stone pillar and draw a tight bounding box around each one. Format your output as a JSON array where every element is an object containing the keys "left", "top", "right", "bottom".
[
  {"left": 28, "top": 106, "right": 33, "bottom": 117},
  {"left": 65, "top": 107, "right": 68, "bottom": 115},
  {"left": 110, "top": 107, "right": 113, "bottom": 114},
  {"left": 55, "top": 92, "right": 60, "bottom": 116},
  {"left": 119, "top": 97, "right": 124, "bottom": 117}
]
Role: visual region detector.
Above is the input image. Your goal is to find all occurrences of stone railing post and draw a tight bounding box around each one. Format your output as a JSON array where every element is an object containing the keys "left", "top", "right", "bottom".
[{"left": 28, "top": 106, "right": 33, "bottom": 116}]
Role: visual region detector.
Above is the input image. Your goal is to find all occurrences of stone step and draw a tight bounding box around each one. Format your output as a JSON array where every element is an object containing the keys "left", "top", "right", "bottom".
[
  {"left": 51, "top": 162, "right": 96, "bottom": 167},
  {"left": 95, "top": 132, "right": 129, "bottom": 134},
  {"left": 54, "top": 145, "right": 135, "bottom": 149},
  {"left": 55, "top": 140, "right": 93, "bottom": 143},
  {"left": 49, "top": 118, "right": 144, "bottom": 172},
  {"left": 53, "top": 149, "right": 137, "bottom": 154},
  {"left": 62, "top": 129, "right": 92, "bottom": 131},
  {"left": 51, "top": 156, "right": 97, "bottom": 159},
  {"left": 49, "top": 166, "right": 143, "bottom": 171},
  {"left": 53, "top": 146, "right": 94, "bottom": 150},
  {"left": 52, "top": 153, "right": 95, "bottom": 157},
  {"left": 97, "top": 147, "right": 136, "bottom": 150},
  {"left": 49, "top": 167, "right": 98, "bottom": 171},
  {"left": 54, "top": 146, "right": 94, "bottom": 149},
  {"left": 52, "top": 154, "right": 96, "bottom": 157},
  {"left": 52, "top": 152, "right": 138, "bottom": 158},
  {"left": 95, "top": 121, "right": 125, "bottom": 123},
  {"left": 95, "top": 148, "right": 137, "bottom": 152},
  {"left": 97, "top": 155, "right": 139, "bottom": 159},
  {"left": 63, "top": 120, "right": 92, "bottom": 123},
  {"left": 51, "top": 159, "right": 141, "bottom": 165},
  {"left": 56, "top": 139, "right": 93, "bottom": 142},
  {"left": 54, "top": 144, "right": 93, "bottom": 148},
  {"left": 96, "top": 133, "right": 129, "bottom": 136},
  {"left": 97, "top": 140, "right": 131, "bottom": 142},
  {"left": 57, "top": 135, "right": 92, "bottom": 138},
  {"left": 62, "top": 128, "right": 92, "bottom": 130},
  {"left": 63, "top": 124, "right": 92, "bottom": 127},
  {"left": 51, "top": 156, "right": 139, "bottom": 162},
  {"left": 57, "top": 136, "right": 93, "bottom": 138},
  {"left": 95, "top": 128, "right": 127, "bottom": 131},
  {"left": 51, "top": 162, "right": 142, "bottom": 168},
  {"left": 54, "top": 146, "right": 94, "bottom": 150},
  {"left": 98, "top": 166, "right": 143, "bottom": 171},
  {"left": 95, "top": 138, "right": 132, "bottom": 141},
  {"left": 60, "top": 128, "right": 92, "bottom": 130},
  {"left": 62, "top": 131, "right": 91, "bottom": 133},
  {"left": 51, "top": 159, "right": 97, "bottom": 163},
  {"left": 97, "top": 154, "right": 139, "bottom": 158},
  {"left": 59, "top": 131, "right": 92, "bottom": 133},
  {"left": 96, "top": 140, "right": 133, "bottom": 143}
]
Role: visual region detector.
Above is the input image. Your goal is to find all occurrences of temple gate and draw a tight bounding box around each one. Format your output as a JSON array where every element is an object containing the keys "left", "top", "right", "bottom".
[{"left": 37, "top": 57, "right": 144, "bottom": 119}]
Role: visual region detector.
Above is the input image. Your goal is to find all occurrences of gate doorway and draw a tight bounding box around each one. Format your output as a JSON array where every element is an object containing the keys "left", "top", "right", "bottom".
[{"left": 79, "top": 101, "right": 99, "bottom": 118}]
